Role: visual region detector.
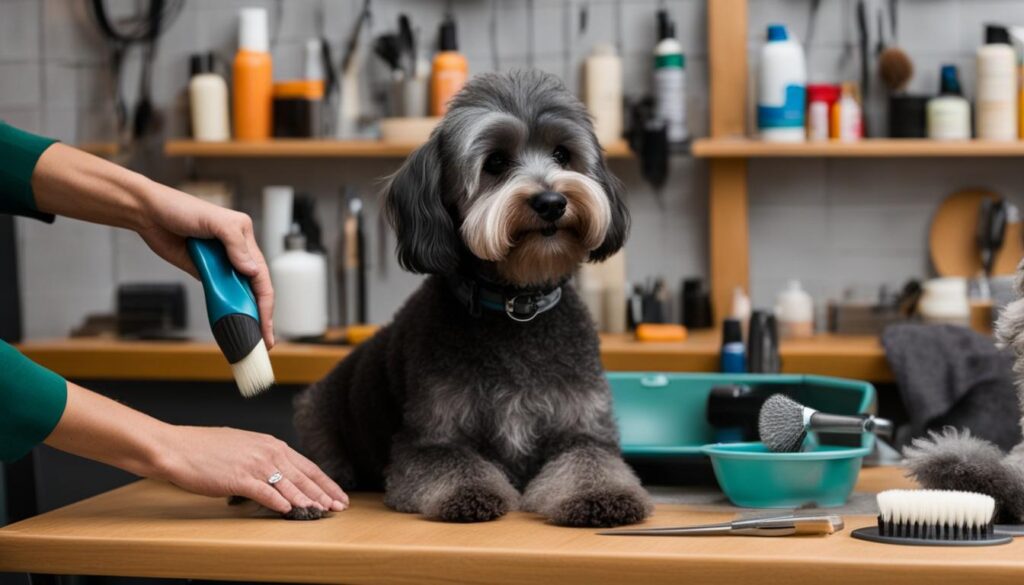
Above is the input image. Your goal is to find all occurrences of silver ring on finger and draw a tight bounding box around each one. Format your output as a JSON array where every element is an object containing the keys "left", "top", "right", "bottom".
[{"left": 267, "top": 471, "right": 284, "bottom": 485}]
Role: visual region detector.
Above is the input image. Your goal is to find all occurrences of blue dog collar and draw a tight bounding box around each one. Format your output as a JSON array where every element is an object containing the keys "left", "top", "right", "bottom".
[{"left": 447, "top": 274, "right": 564, "bottom": 322}]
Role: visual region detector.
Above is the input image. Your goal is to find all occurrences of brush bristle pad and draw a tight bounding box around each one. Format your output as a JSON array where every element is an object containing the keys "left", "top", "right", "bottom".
[{"left": 852, "top": 489, "right": 1013, "bottom": 546}]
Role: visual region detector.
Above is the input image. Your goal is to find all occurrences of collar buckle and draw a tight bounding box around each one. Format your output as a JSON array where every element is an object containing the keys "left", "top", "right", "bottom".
[{"left": 505, "top": 294, "right": 542, "bottom": 322}]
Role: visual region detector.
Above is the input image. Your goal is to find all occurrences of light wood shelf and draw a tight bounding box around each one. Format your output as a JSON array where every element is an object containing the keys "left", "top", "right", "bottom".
[
  {"left": 164, "top": 138, "right": 633, "bottom": 159},
  {"left": 693, "top": 137, "right": 1024, "bottom": 158},
  {"left": 16, "top": 331, "right": 892, "bottom": 384}
]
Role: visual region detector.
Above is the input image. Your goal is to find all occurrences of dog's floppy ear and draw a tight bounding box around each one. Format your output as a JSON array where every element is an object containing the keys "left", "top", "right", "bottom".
[
  {"left": 588, "top": 162, "right": 630, "bottom": 262},
  {"left": 383, "top": 137, "right": 461, "bottom": 274}
]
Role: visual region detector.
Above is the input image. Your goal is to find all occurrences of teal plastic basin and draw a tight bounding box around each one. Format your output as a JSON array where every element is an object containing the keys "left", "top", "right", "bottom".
[
  {"left": 702, "top": 435, "right": 874, "bottom": 508},
  {"left": 608, "top": 373, "right": 876, "bottom": 457},
  {"left": 607, "top": 372, "right": 877, "bottom": 508}
]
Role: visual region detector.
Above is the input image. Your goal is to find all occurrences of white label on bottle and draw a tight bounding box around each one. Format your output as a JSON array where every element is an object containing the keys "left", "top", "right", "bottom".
[
  {"left": 654, "top": 66, "right": 687, "bottom": 143},
  {"left": 807, "top": 101, "right": 830, "bottom": 141}
]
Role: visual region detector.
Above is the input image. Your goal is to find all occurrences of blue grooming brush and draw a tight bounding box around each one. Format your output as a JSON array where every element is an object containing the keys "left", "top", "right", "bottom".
[{"left": 188, "top": 238, "right": 274, "bottom": 397}]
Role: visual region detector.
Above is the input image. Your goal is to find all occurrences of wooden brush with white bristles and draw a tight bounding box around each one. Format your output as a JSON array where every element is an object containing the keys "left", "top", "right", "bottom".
[{"left": 852, "top": 489, "right": 1012, "bottom": 546}]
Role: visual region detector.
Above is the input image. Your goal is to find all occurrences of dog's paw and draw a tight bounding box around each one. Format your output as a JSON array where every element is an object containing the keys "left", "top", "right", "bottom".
[
  {"left": 549, "top": 489, "right": 652, "bottom": 528},
  {"left": 431, "top": 485, "right": 511, "bottom": 523},
  {"left": 283, "top": 506, "right": 328, "bottom": 521}
]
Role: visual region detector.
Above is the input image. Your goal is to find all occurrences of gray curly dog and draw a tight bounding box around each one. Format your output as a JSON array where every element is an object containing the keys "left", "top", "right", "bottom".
[{"left": 291, "top": 71, "right": 652, "bottom": 527}]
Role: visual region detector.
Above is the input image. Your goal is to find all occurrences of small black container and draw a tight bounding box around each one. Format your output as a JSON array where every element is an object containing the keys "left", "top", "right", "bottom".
[
  {"left": 681, "top": 278, "right": 712, "bottom": 329},
  {"left": 888, "top": 95, "right": 931, "bottom": 138},
  {"left": 272, "top": 80, "right": 324, "bottom": 138},
  {"left": 117, "top": 283, "right": 187, "bottom": 339},
  {"left": 747, "top": 310, "right": 780, "bottom": 373}
]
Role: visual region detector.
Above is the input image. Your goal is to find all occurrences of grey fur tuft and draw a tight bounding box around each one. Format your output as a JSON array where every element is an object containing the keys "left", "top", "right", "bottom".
[
  {"left": 904, "top": 428, "right": 1024, "bottom": 523},
  {"left": 758, "top": 394, "right": 807, "bottom": 453},
  {"left": 899, "top": 257, "right": 1024, "bottom": 523}
]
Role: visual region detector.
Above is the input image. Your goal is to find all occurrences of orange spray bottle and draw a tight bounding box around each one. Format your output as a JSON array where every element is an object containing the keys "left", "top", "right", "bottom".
[
  {"left": 430, "top": 15, "right": 468, "bottom": 117},
  {"left": 233, "top": 8, "right": 273, "bottom": 141}
]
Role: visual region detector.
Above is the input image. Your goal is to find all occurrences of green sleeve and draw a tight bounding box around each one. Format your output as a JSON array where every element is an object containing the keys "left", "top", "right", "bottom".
[
  {"left": 0, "top": 341, "right": 67, "bottom": 462},
  {"left": 0, "top": 122, "right": 57, "bottom": 223}
]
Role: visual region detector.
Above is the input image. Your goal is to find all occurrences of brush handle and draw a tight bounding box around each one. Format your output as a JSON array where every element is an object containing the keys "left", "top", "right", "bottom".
[
  {"left": 808, "top": 411, "right": 891, "bottom": 438},
  {"left": 187, "top": 238, "right": 259, "bottom": 325}
]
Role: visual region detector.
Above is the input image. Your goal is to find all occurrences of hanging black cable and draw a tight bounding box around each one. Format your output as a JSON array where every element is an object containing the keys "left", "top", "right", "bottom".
[{"left": 88, "top": 0, "right": 184, "bottom": 142}]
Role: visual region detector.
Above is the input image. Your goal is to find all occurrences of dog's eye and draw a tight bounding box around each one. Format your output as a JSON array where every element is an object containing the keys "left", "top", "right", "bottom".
[
  {"left": 552, "top": 145, "right": 571, "bottom": 166},
  {"left": 482, "top": 152, "right": 511, "bottom": 175}
]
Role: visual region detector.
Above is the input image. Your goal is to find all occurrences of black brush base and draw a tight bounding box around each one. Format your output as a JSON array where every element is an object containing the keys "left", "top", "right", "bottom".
[{"left": 852, "top": 526, "right": 1013, "bottom": 546}]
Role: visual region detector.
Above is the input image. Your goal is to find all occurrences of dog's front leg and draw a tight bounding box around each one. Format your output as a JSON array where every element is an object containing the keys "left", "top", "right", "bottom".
[
  {"left": 384, "top": 441, "right": 519, "bottom": 522},
  {"left": 522, "top": 440, "right": 651, "bottom": 528}
]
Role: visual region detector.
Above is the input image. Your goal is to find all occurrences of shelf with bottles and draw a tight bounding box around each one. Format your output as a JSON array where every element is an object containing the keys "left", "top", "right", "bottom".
[
  {"left": 691, "top": 137, "right": 1024, "bottom": 158},
  {"left": 163, "top": 138, "right": 634, "bottom": 159}
]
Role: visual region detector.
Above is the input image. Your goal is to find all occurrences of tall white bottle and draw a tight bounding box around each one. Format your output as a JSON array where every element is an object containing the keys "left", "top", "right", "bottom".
[
  {"left": 977, "top": 25, "right": 1017, "bottom": 141},
  {"left": 261, "top": 185, "right": 294, "bottom": 264},
  {"left": 271, "top": 223, "right": 329, "bottom": 339},
  {"left": 653, "top": 10, "right": 688, "bottom": 146},
  {"left": 775, "top": 280, "right": 813, "bottom": 339},
  {"left": 584, "top": 43, "right": 623, "bottom": 147},
  {"left": 757, "top": 24, "right": 807, "bottom": 142},
  {"left": 188, "top": 53, "right": 230, "bottom": 142}
]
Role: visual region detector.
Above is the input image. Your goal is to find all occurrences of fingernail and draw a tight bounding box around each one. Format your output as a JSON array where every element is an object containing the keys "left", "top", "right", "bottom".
[{"left": 332, "top": 500, "right": 346, "bottom": 511}]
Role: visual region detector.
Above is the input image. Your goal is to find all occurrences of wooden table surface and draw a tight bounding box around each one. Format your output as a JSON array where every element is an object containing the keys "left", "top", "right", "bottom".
[
  {"left": 3, "top": 467, "right": 1020, "bottom": 584},
  {"left": 17, "top": 331, "right": 893, "bottom": 384}
]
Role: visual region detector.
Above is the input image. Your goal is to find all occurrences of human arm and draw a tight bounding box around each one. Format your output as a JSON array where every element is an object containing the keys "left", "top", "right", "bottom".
[
  {"left": 29, "top": 142, "right": 275, "bottom": 347},
  {"left": 44, "top": 381, "right": 349, "bottom": 513},
  {"left": 0, "top": 341, "right": 347, "bottom": 512}
]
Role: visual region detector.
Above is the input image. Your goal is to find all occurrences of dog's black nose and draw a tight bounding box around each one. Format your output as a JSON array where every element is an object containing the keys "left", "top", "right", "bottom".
[{"left": 530, "top": 191, "right": 567, "bottom": 222}]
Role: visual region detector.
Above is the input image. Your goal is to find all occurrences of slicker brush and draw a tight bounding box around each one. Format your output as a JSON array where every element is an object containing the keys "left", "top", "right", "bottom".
[
  {"left": 188, "top": 238, "right": 275, "bottom": 397},
  {"left": 758, "top": 394, "right": 893, "bottom": 453},
  {"left": 852, "top": 489, "right": 1012, "bottom": 546}
]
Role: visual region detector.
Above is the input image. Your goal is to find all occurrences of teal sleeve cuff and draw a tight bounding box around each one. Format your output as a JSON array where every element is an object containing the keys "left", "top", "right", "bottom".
[
  {"left": 0, "top": 122, "right": 57, "bottom": 223},
  {"left": 0, "top": 341, "right": 68, "bottom": 462}
]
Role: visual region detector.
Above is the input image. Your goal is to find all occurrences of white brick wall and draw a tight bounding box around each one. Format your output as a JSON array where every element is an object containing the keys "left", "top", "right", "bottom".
[{"left": 2, "top": 0, "right": 1023, "bottom": 337}]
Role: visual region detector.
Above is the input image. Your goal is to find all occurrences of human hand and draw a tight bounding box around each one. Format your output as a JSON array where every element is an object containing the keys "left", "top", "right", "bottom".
[
  {"left": 155, "top": 425, "right": 349, "bottom": 514},
  {"left": 135, "top": 180, "right": 275, "bottom": 347},
  {"left": 29, "top": 144, "right": 273, "bottom": 345}
]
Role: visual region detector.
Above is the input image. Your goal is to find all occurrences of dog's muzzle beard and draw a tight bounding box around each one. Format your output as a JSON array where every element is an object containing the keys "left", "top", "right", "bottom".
[{"left": 460, "top": 170, "right": 612, "bottom": 286}]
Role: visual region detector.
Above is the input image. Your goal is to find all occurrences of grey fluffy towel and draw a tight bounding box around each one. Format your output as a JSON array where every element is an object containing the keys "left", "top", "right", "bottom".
[{"left": 881, "top": 323, "right": 1021, "bottom": 451}]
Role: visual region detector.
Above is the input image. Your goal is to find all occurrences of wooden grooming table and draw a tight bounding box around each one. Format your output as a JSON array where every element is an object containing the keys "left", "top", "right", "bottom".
[{"left": 2, "top": 467, "right": 1021, "bottom": 584}]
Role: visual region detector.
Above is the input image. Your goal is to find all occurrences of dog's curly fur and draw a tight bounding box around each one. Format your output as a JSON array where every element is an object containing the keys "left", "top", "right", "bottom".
[
  {"left": 904, "top": 262, "right": 1024, "bottom": 522},
  {"left": 292, "top": 71, "right": 651, "bottom": 527}
]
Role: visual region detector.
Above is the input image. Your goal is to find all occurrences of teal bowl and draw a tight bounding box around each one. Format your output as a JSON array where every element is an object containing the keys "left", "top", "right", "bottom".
[{"left": 702, "top": 435, "right": 873, "bottom": 508}]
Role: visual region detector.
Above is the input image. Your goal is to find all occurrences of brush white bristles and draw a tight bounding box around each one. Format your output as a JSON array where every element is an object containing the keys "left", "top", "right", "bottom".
[
  {"left": 230, "top": 339, "right": 275, "bottom": 397},
  {"left": 877, "top": 489, "right": 996, "bottom": 532}
]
